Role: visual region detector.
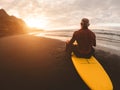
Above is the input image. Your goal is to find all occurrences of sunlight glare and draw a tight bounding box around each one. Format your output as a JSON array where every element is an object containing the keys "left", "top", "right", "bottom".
[{"left": 25, "top": 17, "right": 48, "bottom": 29}]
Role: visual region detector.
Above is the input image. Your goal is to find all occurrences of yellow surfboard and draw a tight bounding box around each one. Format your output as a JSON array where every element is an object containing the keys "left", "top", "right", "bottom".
[{"left": 72, "top": 54, "right": 113, "bottom": 90}]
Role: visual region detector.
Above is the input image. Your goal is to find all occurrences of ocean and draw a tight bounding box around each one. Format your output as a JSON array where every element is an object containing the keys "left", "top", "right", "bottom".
[{"left": 29, "top": 29, "right": 120, "bottom": 53}]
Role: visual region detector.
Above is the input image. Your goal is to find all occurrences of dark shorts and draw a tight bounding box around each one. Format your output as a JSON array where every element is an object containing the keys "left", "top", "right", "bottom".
[{"left": 66, "top": 43, "right": 95, "bottom": 58}]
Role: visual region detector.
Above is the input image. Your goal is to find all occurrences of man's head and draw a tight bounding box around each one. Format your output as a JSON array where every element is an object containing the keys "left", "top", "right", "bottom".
[{"left": 80, "top": 18, "right": 90, "bottom": 29}]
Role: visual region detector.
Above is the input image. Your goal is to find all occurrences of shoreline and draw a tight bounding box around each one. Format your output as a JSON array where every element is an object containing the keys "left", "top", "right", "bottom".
[
  {"left": 95, "top": 45, "right": 120, "bottom": 57},
  {"left": 27, "top": 30, "right": 120, "bottom": 56}
]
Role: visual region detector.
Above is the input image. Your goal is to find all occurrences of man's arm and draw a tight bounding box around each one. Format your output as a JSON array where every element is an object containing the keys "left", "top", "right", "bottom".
[
  {"left": 66, "top": 32, "right": 76, "bottom": 52},
  {"left": 93, "top": 33, "right": 96, "bottom": 46},
  {"left": 67, "top": 32, "right": 76, "bottom": 45}
]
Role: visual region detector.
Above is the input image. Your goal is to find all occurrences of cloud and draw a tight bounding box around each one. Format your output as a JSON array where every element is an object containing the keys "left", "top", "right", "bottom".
[{"left": 0, "top": 0, "right": 120, "bottom": 29}]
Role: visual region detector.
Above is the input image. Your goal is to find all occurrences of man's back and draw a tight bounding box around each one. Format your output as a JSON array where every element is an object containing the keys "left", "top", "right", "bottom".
[{"left": 74, "top": 29, "right": 96, "bottom": 55}]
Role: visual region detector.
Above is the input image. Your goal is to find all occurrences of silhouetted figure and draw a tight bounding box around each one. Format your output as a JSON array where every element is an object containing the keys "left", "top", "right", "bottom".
[{"left": 66, "top": 18, "right": 96, "bottom": 58}]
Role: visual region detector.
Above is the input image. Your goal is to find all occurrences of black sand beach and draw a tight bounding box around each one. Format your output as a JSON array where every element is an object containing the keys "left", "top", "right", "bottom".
[{"left": 0, "top": 35, "right": 120, "bottom": 90}]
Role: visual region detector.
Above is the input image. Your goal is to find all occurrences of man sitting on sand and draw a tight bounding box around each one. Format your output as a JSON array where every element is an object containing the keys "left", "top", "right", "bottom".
[{"left": 66, "top": 18, "right": 96, "bottom": 58}]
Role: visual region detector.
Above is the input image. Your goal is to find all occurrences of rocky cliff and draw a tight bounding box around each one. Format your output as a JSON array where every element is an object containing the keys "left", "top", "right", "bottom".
[{"left": 0, "top": 9, "right": 28, "bottom": 37}]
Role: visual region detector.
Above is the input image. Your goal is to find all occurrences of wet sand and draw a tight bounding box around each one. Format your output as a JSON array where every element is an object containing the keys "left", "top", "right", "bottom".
[{"left": 0, "top": 35, "right": 120, "bottom": 90}]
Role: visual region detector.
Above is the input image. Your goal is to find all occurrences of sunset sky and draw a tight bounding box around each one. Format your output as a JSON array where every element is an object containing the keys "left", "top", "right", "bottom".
[{"left": 0, "top": 0, "right": 120, "bottom": 30}]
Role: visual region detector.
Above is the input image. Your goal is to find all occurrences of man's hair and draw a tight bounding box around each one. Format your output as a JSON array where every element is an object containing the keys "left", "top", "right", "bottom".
[{"left": 81, "top": 18, "right": 90, "bottom": 27}]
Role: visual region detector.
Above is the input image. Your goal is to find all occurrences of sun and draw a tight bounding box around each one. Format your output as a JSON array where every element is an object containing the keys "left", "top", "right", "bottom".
[{"left": 24, "top": 17, "right": 48, "bottom": 29}]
